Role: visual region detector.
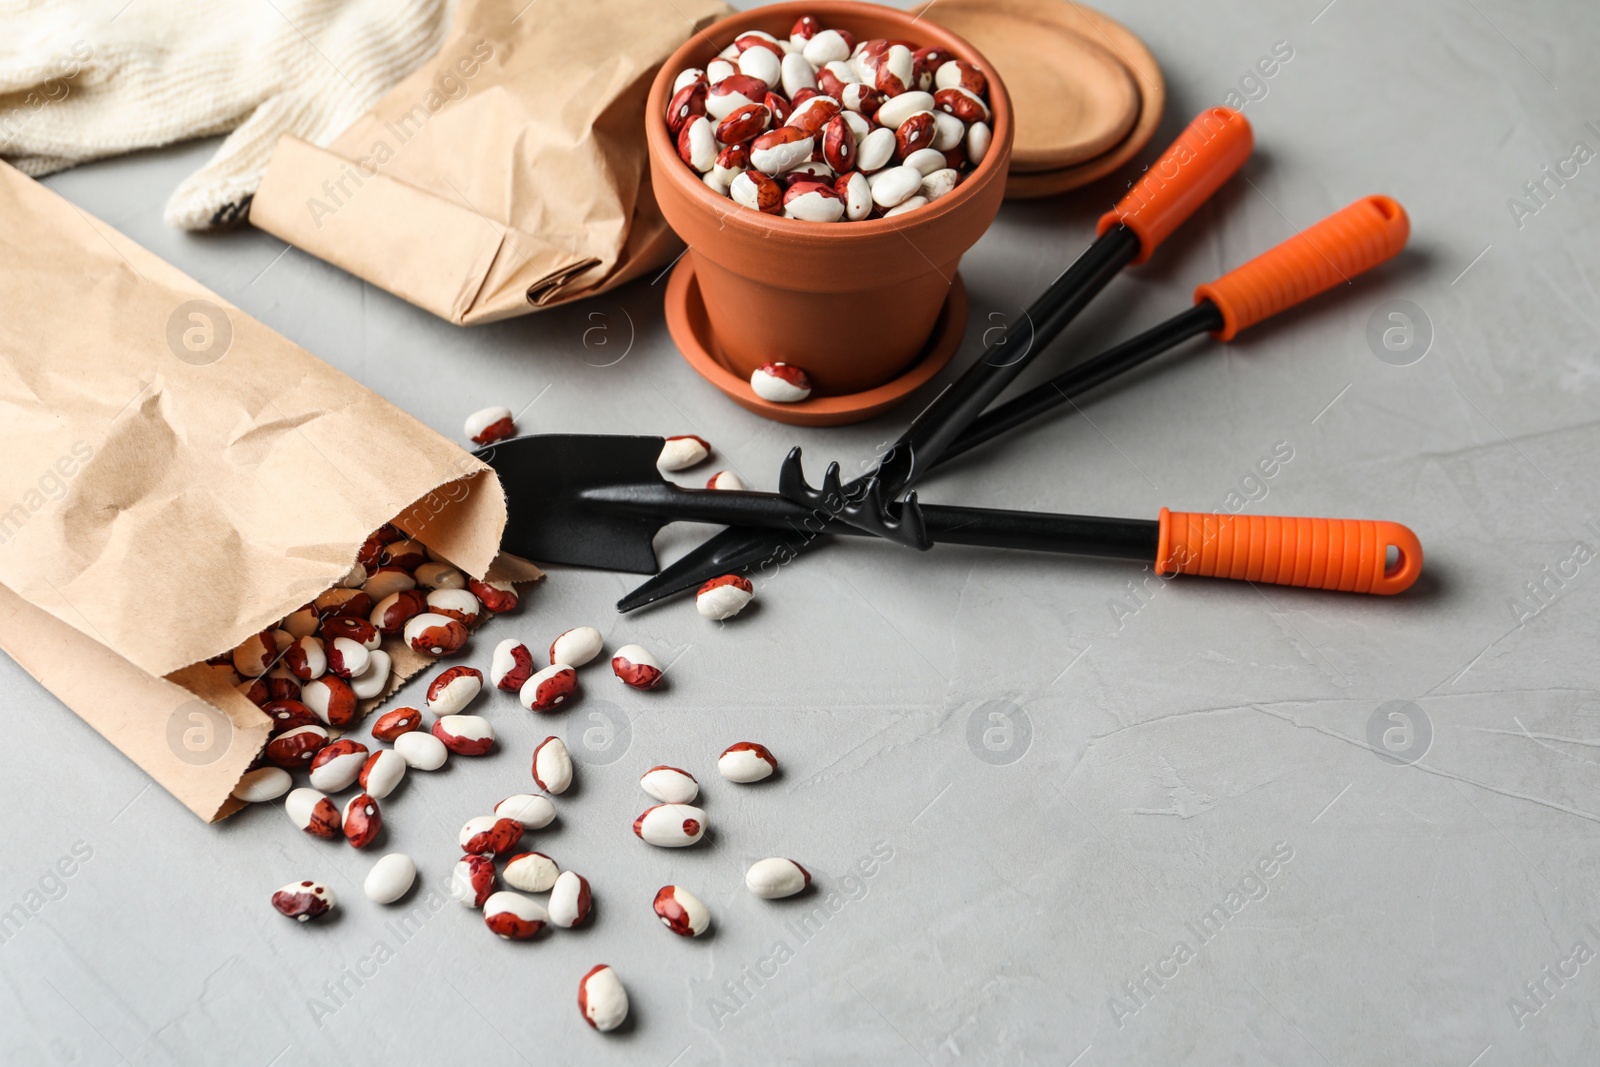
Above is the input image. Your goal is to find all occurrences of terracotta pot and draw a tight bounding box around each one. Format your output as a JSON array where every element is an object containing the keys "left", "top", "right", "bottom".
[{"left": 646, "top": 1, "right": 1013, "bottom": 397}]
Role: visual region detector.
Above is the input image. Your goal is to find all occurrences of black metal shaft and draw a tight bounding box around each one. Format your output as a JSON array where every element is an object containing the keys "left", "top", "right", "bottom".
[
  {"left": 873, "top": 224, "right": 1144, "bottom": 495},
  {"left": 941, "top": 300, "right": 1224, "bottom": 464},
  {"left": 918, "top": 507, "right": 1155, "bottom": 559},
  {"left": 584, "top": 482, "right": 1158, "bottom": 560}
]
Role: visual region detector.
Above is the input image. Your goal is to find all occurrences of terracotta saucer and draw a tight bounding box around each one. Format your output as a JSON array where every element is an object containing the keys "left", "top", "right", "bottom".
[
  {"left": 925, "top": 7, "right": 1137, "bottom": 172},
  {"left": 664, "top": 255, "right": 968, "bottom": 428},
  {"left": 916, "top": 0, "right": 1166, "bottom": 199}
]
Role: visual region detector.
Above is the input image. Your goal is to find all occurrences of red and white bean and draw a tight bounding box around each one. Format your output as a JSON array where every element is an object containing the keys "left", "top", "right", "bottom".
[
  {"left": 503, "top": 851, "right": 560, "bottom": 893},
  {"left": 405, "top": 612, "right": 468, "bottom": 656},
  {"left": 426, "top": 588, "right": 482, "bottom": 628},
  {"left": 283, "top": 636, "right": 326, "bottom": 681},
  {"left": 520, "top": 663, "right": 577, "bottom": 711},
  {"left": 654, "top": 885, "right": 711, "bottom": 937},
  {"left": 706, "top": 469, "right": 748, "bottom": 491},
  {"left": 464, "top": 405, "right": 516, "bottom": 446},
  {"left": 326, "top": 636, "right": 369, "bottom": 680},
  {"left": 532, "top": 736, "right": 573, "bottom": 794},
  {"left": 491, "top": 638, "right": 537, "bottom": 691},
  {"left": 460, "top": 815, "right": 524, "bottom": 856},
  {"left": 549, "top": 626, "right": 604, "bottom": 667},
  {"left": 426, "top": 665, "right": 482, "bottom": 715},
  {"left": 285, "top": 787, "right": 340, "bottom": 838},
  {"left": 640, "top": 765, "right": 699, "bottom": 804},
  {"left": 484, "top": 892, "right": 547, "bottom": 940},
  {"left": 267, "top": 724, "right": 328, "bottom": 769},
  {"left": 746, "top": 857, "right": 811, "bottom": 898},
  {"left": 358, "top": 749, "right": 407, "bottom": 799},
  {"left": 301, "top": 676, "right": 358, "bottom": 728},
  {"left": 611, "top": 644, "right": 663, "bottom": 690},
  {"left": 495, "top": 793, "right": 556, "bottom": 829},
  {"left": 633, "top": 803, "right": 706, "bottom": 847},
  {"left": 657, "top": 434, "right": 711, "bottom": 472},
  {"left": 371, "top": 706, "right": 422, "bottom": 742},
  {"left": 308, "top": 739, "right": 368, "bottom": 793},
  {"left": 449, "top": 854, "right": 498, "bottom": 907},
  {"left": 272, "top": 880, "right": 335, "bottom": 921},
  {"left": 578, "top": 965, "right": 628, "bottom": 1031},
  {"left": 342, "top": 793, "right": 381, "bottom": 848},
  {"left": 749, "top": 362, "right": 811, "bottom": 404},
  {"left": 718, "top": 741, "right": 778, "bottom": 782},
  {"left": 549, "top": 870, "right": 593, "bottom": 928},
  {"left": 431, "top": 714, "right": 494, "bottom": 756}
]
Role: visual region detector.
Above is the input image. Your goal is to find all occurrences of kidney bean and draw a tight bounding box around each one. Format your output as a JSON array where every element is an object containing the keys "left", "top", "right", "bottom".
[
  {"left": 426, "top": 665, "right": 483, "bottom": 715},
  {"left": 718, "top": 741, "right": 778, "bottom": 783},
  {"left": 272, "top": 880, "right": 335, "bottom": 921},
  {"left": 284, "top": 786, "right": 340, "bottom": 837},
  {"left": 371, "top": 706, "right": 422, "bottom": 742},
  {"left": 484, "top": 892, "right": 547, "bottom": 940},
  {"left": 578, "top": 965, "right": 628, "bottom": 1031},
  {"left": 363, "top": 853, "right": 416, "bottom": 904},
  {"left": 431, "top": 714, "right": 494, "bottom": 756},
  {"left": 654, "top": 885, "right": 711, "bottom": 937},
  {"left": 309, "top": 739, "right": 369, "bottom": 793},
  {"left": 449, "top": 854, "right": 497, "bottom": 907},
  {"left": 495, "top": 793, "right": 556, "bottom": 830},
  {"left": 633, "top": 804, "right": 705, "bottom": 847},
  {"left": 549, "top": 870, "right": 593, "bottom": 929},
  {"left": 532, "top": 736, "right": 573, "bottom": 794},
  {"left": 342, "top": 793, "right": 381, "bottom": 848},
  {"left": 503, "top": 852, "right": 560, "bottom": 893},
  {"left": 639, "top": 765, "right": 699, "bottom": 804},
  {"left": 459, "top": 815, "right": 524, "bottom": 856},
  {"left": 746, "top": 857, "right": 811, "bottom": 898}
]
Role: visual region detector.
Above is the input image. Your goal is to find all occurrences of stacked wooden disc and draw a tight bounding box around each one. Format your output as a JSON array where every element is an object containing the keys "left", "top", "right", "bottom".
[{"left": 914, "top": 0, "right": 1165, "bottom": 199}]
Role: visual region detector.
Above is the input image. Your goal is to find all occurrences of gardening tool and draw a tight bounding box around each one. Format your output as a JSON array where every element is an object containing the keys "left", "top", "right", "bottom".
[
  {"left": 776, "top": 106, "right": 1255, "bottom": 549},
  {"left": 479, "top": 434, "right": 1422, "bottom": 595},
  {"left": 619, "top": 193, "right": 1413, "bottom": 611}
]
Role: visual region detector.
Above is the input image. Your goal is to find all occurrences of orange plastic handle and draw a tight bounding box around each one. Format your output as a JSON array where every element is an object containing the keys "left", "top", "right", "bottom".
[
  {"left": 1096, "top": 107, "right": 1253, "bottom": 265},
  {"left": 1194, "top": 195, "right": 1411, "bottom": 341},
  {"left": 1155, "top": 509, "right": 1423, "bottom": 595}
]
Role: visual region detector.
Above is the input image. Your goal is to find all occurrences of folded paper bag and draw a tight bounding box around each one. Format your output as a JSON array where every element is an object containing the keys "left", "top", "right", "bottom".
[
  {"left": 0, "top": 161, "right": 532, "bottom": 822},
  {"left": 249, "top": 0, "right": 732, "bottom": 325}
]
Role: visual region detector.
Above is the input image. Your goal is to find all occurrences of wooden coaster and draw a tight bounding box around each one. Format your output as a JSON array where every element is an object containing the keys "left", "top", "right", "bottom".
[{"left": 916, "top": 0, "right": 1166, "bottom": 198}]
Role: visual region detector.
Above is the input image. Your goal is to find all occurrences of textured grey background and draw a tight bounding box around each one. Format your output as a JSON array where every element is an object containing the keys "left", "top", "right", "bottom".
[{"left": 4, "top": 0, "right": 1599, "bottom": 1064}]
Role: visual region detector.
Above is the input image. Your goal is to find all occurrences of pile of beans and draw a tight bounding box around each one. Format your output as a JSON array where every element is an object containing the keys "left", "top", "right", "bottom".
[
  {"left": 238, "top": 515, "right": 794, "bottom": 1034},
  {"left": 666, "top": 15, "right": 994, "bottom": 222},
  {"left": 214, "top": 521, "right": 521, "bottom": 765}
]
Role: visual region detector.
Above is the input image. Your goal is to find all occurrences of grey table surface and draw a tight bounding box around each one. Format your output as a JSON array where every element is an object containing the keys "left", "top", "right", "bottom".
[{"left": 5, "top": 0, "right": 1599, "bottom": 1064}]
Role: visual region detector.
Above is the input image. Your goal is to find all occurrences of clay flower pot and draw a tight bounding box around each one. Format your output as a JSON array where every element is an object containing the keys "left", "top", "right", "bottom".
[{"left": 646, "top": 0, "right": 1013, "bottom": 398}]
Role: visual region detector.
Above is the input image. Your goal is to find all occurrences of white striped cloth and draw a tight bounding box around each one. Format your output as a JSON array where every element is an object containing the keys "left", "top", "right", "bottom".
[{"left": 0, "top": 0, "right": 450, "bottom": 228}]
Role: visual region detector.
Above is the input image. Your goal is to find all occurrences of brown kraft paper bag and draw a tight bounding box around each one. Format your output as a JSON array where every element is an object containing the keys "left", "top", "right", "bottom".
[
  {"left": 0, "top": 162, "right": 538, "bottom": 823},
  {"left": 248, "top": 0, "right": 732, "bottom": 326}
]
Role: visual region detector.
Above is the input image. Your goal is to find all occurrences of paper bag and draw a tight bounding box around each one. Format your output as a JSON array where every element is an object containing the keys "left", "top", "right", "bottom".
[
  {"left": 248, "top": 0, "right": 732, "bottom": 325},
  {"left": 0, "top": 161, "right": 532, "bottom": 822}
]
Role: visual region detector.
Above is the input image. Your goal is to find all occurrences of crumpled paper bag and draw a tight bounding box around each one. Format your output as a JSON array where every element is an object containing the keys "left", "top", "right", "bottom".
[
  {"left": 248, "top": 0, "right": 732, "bottom": 325},
  {"left": 0, "top": 161, "right": 532, "bottom": 822}
]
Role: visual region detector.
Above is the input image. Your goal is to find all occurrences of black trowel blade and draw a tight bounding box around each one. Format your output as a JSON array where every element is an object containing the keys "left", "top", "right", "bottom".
[{"left": 475, "top": 434, "right": 671, "bottom": 574}]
